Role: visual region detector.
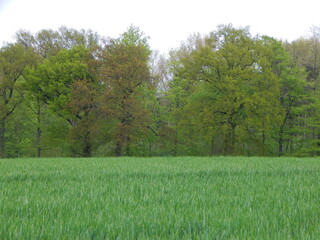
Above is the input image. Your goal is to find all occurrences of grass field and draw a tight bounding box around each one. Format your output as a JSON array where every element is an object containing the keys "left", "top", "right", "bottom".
[{"left": 0, "top": 157, "right": 319, "bottom": 239}]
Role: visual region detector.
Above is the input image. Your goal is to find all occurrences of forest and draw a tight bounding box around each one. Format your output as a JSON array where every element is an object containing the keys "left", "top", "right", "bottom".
[{"left": 1, "top": 24, "right": 320, "bottom": 158}]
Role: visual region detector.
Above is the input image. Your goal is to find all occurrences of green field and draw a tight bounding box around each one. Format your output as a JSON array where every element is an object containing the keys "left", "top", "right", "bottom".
[{"left": 0, "top": 157, "right": 319, "bottom": 239}]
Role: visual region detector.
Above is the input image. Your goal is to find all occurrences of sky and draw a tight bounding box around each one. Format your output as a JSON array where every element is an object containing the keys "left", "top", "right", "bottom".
[{"left": 0, "top": 0, "right": 319, "bottom": 53}]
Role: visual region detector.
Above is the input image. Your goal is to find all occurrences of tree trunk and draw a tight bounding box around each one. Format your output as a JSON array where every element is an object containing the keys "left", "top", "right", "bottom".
[
  {"left": 230, "top": 125, "right": 236, "bottom": 154},
  {"left": 83, "top": 143, "right": 91, "bottom": 157},
  {"left": 115, "top": 141, "right": 122, "bottom": 157},
  {"left": 125, "top": 136, "right": 131, "bottom": 156},
  {"left": 211, "top": 136, "right": 215, "bottom": 156},
  {"left": 83, "top": 130, "right": 91, "bottom": 157},
  {"left": 224, "top": 124, "right": 236, "bottom": 155},
  {"left": 36, "top": 104, "right": 42, "bottom": 158},
  {"left": 278, "top": 109, "right": 290, "bottom": 157},
  {"left": 278, "top": 126, "right": 284, "bottom": 157},
  {"left": 0, "top": 119, "right": 5, "bottom": 158},
  {"left": 174, "top": 132, "right": 178, "bottom": 156},
  {"left": 261, "top": 131, "right": 266, "bottom": 155}
]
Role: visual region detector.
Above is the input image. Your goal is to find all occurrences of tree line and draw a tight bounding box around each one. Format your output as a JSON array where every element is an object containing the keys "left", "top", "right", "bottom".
[{"left": 1, "top": 24, "right": 320, "bottom": 158}]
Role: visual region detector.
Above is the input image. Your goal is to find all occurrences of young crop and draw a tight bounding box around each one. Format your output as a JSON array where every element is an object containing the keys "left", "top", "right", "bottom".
[{"left": 0, "top": 157, "right": 319, "bottom": 239}]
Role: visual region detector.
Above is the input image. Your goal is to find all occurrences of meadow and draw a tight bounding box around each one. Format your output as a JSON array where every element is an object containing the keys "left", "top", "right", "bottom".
[{"left": 0, "top": 157, "right": 319, "bottom": 239}]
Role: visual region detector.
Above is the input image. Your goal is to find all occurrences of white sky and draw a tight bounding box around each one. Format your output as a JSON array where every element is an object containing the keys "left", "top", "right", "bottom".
[{"left": 0, "top": 0, "right": 319, "bottom": 53}]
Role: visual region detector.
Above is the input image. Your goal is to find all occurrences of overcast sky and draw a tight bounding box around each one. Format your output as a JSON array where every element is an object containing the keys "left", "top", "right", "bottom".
[{"left": 0, "top": 0, "right": 319, "bottom": 53}]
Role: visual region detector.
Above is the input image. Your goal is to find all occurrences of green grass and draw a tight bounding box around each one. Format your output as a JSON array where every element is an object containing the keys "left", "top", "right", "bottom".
[{"left": 0, "top": 157, "right": 319, "bottom": 239}]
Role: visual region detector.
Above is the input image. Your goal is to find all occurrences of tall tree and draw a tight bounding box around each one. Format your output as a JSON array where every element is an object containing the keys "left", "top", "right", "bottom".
[
  {"left": 100, "top": 26, "right": 152, "bottom": 156},
  {"left": 25, "top": 45, "right": 99, "bottom": 157},
  {"left": 0, "top": 43, "right": 37, "bottom": 158},
  {"left": 259, "top": 37, "right": 306, "bottom": 156},
  {"left": 165, "top": 25, "right": 304, "bottom": 156},
  {"left": 285, "top": 27, "right": 320, "bottom": 155},
  {"left": 16, "top": 27, "right": 100, "bottom": 58},
  {"left": 16, "top": 27, "right": 101, "bottom": 157}
]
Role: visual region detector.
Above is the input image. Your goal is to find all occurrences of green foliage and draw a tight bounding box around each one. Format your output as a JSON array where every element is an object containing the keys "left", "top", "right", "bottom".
[
  {"left": 24, "top": 45, "right": 101, "bottom": 157},
  {"left": 100, "top": 26, "right": 153, "bottom": 156},
  {"left": 1, "top": 25, "right": 320, "bottom": 157},
  {"left": 284, "top": 33, "right": 320, "bottom": 156},
  {"left": 118, "top": 25, "right": 150, "bottom": 50},
  {"left": 0, "top": 43, "right": 38, "bottom": 157},
  {"left": 164, "top": 25, "right": 307, "bottom": 156},
  {"left": 26, "top": 46, "right": 89, "bottom": 115},
  {"left": 5, "top": 101, "right": 35, "bottom": 158}
]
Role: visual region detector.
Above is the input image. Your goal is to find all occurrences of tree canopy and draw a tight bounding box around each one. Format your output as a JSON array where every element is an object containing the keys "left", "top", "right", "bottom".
[{"left": 0, "top": 24, "right": 319, "bottom": 157}]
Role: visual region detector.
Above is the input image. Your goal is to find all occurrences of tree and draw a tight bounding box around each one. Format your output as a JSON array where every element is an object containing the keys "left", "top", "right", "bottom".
[
  {"left": 285, "top": 27, "right": 320, "bottom": 155},
  {"left": 0, "top": 43, "right": 37, "bottom": 158},
  {"left": 16, "top": 27, "right": 101, "bottom": 157},
  {"left": 259, "top": 37, "right": 306, "bottom": 156},
  {"left": 165, "top": 25, "right": 304, "bottom": 156},
  {"left": 100, "top": 26, "right": 152, "bottom": 156},
  {"left": 16, "top": 26, "right": 101, "bottom": 58},
  {"left": 25, "top": 45, "right": 99, "bottom": 157}
]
